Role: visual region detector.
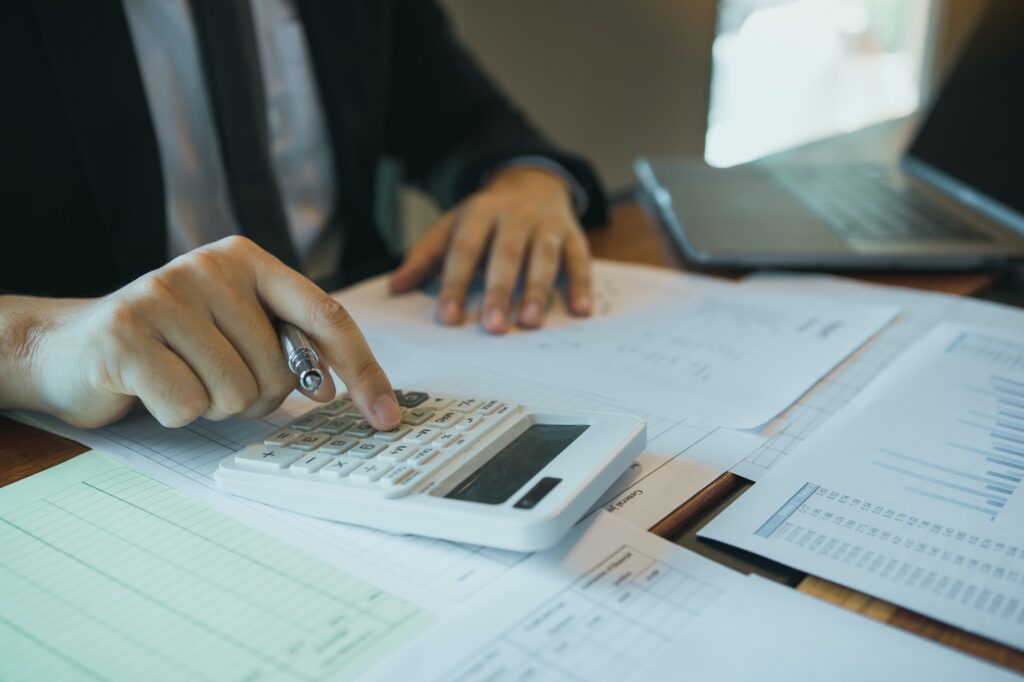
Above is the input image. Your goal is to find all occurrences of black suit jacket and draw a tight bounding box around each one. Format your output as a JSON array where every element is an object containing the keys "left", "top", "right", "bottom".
[{"left": 1, "top": 1, "right": 606, "bottom": 297}]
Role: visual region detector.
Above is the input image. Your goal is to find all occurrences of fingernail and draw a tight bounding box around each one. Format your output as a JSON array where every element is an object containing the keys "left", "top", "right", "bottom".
[
  {"left": 441, "top": 299, "right": 461, "bottom": 324},
  {"left": 372, "top": 395, "right": 402, "bottom": 427},
  {"left": 573, "top": 294, "right": 592, "bottom": 316},
  {"left": 486, "top": 307, "right": 507, "bottom": 331},
  {"left": 521, "top": 301, "right": 543, "bottom": 326}
]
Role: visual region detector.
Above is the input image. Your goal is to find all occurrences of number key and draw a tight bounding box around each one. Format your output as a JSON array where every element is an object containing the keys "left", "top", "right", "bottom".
[
  {"left": 290, "top": 432, "right": 331, "bottom": 451},
  {"left": 291, "top": 414, "right": 327, "bottom": 431},
  {"left": 318, "top": 418, "right": 354, "bottom": 435},
  {"left": 345, "top": 422, "right": 377, "bottom": 439},
  {"left": 320, "top": 438, "right": 357, "bottom": 455},
  {"left": 349, "top": 440, "right": 388, "bottom": 459}
]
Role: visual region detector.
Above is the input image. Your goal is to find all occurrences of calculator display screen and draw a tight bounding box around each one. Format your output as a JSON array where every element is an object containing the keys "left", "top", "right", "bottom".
[{"left": 444, "top": 425, "right": 588, "bottom": 505}]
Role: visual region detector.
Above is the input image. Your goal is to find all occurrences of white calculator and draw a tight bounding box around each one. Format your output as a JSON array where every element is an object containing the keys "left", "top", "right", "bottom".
[{"left": 215, "top": 390, "right": 645, "bottom": 551}]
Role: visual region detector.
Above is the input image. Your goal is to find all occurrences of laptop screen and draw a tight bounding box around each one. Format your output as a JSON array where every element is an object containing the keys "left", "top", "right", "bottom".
[{"left": 907, "top": 1, "right": 1024, "bottom": 217}]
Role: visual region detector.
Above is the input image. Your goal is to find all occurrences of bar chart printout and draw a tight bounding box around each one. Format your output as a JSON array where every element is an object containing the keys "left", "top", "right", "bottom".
[
  {"left": 0, "top": 452, "right": 434, "bottom": 682},
  {"left": 702, "top": 323, "right": 1024, "bottom": 650}
]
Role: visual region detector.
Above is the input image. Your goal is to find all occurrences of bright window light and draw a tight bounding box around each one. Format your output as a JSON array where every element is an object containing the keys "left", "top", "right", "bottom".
[{"left": 706, "top": 0, "right": 934, "bottom": 167}]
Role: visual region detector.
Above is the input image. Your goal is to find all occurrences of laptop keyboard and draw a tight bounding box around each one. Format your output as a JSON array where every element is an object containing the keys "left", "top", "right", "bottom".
[{"left": 772, "top": 164, "right": 991, "bottom": 242}]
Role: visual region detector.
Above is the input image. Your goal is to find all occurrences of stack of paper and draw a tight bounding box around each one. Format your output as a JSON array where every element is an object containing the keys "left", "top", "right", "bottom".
[
  {"left": 703, "top": 322, "right": 1024, "bottom": 650},
  {"left": 340, "top": 261, "right": 898, "bottom": 428},
  {"left": 1, "top": 452, "right": 1012, "bottom": 681},
  {"left": 7, "top": 261, "right": 1020, "bottom": 679},
  {"left": 733, "top": 274, "right": 1024, "bottom": 480}
]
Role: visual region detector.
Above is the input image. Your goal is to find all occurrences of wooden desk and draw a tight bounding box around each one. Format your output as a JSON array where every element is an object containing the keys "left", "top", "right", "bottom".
[{"left": 1, "top": 200, "right": 1019, "bottom": 673}]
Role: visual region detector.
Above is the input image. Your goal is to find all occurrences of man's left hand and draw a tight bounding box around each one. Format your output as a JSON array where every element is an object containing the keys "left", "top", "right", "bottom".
[{"left": 389, "top": 167, "right": 592, "bottom": 334}]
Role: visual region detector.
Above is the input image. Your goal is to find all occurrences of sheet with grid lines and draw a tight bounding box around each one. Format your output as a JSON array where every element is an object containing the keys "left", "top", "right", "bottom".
[
  {"left": 0, "top": 452, "right": 433, "bottom": 682},
  {"left": 736, "top": 276, "right": 1024, "bottom": 480}
]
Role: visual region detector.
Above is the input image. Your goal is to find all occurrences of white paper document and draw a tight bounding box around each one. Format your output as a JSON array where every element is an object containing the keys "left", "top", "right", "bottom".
[
  {"left": 366, "top": 510, "right": 744, "bottom": 681},
  {"left": 703, "top": 323, "right": 1024, "bottom": 650},
  {"left": 0, "top": 452, "right": 434, "bottom": 681},
  {"left": 369, "top": 511, "right": 1010, "bottom": 682},
  {"left": 650, "top": 575, "right": 1018, "bottom": 681},
  {"left": 6, "top": 454, "right": 1007, "bottom": 682},
  {"left": 341, "top": 261, "right": 898, "bottom": 429},
  {"left": 735, "top": 274, "right": 1024, "bottom": 480}
]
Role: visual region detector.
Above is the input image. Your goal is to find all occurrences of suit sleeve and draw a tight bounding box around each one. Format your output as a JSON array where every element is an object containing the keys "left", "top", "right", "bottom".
[{"left": 383, "top": 0, "right": 607, "bottom": 227}]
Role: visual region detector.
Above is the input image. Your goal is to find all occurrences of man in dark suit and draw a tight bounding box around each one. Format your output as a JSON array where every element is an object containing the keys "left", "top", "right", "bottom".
[{"left": 0, "top": 1, "right": 606, "bottom": 431}]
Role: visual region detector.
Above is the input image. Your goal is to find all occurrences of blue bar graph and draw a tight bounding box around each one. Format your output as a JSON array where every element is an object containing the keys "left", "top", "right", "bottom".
[
  {"left": 994, "top": 445, "right": 1024, "bottom": 459},
  {"left": 986, "top": 457, "right": 1024, "bottom": 471}
]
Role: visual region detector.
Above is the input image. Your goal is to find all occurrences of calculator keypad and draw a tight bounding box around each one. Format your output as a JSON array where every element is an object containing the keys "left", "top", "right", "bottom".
[{"left": 233, "top": 391, "right": 516, "bottom": 498}]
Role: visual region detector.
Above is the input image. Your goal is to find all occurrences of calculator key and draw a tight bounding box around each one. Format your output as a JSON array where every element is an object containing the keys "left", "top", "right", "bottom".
[
  {"left": 374, "top": 426, "right": 411, "bottom": 442},
  {"left": 320, "top": 437, "right": 358, "bottom": 455},
  {"left": 235, "top": 445, "right": 302, "bottom": 471},
  {"left": 379, "top": 444, "right": 419, "bottom": 462},
  {"left": 453, "top": 398, "right": 481, "bottom": 413},
  {"left": 422, "top": 395, "right": 453, "bottom": 411},
  {"left": 429, "top": 411, "right": 460, "bottom": 429},
  {"left": 435, "top": 431, "right": 460, "bottom": 448},
  {"left": 317, "top": 399, "right": 351, "bottom": 416},
  {"left": 291, "top": 415, "right": 327, "bottom": 431},
  {"left": 443, "top": 436, "right": 473, "bottom": 457},
  {"left": 290, "top": 432, "right": 332, "bottom": 451},
  {"left": 397, "top": 391, "right": 430, "bottom": 408},
  {"left": 381, "top": 465, "right": 415, "bottom": 486},
  {"left": 342, "top": 409, "right": 365, "bottom": 420},
  {"left": 264, "top": 429, "right": 302, "bottom": 447},
  {"left": 349, "top": 440, "right": 388, "bottom": 459},
  {"left": 405, "top": 427, "right": 441, "bottom": 445},
  {"left": 473, "top": 415, "right": 503, "bottom": 437},
  {"left": 401, "top": 408, "right": 433, "bottom": 426},
  {"left": 408, "top": 447, "right": 439, "bottom": 467},
  {"left": 477, "top": 400, "right": 502, "bottom": 415},
  {"left": 454, "top": 416, "right": 482, "bottom": 431},
  {"left": 318, "top": 418, "right": 355, "bottom": 435},
  {"left": 492, "top": 403, "right": 516, "bottom": 419},
  {"left": 319, "top": 456, "right": 362, "bottom": 479},
  {"left": 350, "top": 461, "right": 394, "bottom": 483},
  {"left": 345, "top": 422, "right": 377, "bottom": 439},
  {"left": 290, "top": 454, "right": 333, "bottom": 474}
]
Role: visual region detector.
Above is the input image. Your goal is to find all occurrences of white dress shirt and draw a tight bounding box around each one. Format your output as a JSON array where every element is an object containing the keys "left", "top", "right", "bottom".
[
  {"left": 123, "top": 0, "right": 585, "bottom": 283},
  {"left": 123, "top": 0, "right": 339, "bottom": 279}
]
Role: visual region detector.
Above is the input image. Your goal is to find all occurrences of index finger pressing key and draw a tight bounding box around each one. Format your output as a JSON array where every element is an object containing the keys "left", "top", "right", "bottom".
[{"left": 248, "top": 250, "right": 402, "bottom": 430}]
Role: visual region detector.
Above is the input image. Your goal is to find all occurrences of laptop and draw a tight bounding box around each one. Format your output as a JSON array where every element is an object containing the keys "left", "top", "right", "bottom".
[{"left": 636, "top": 1, "right": 1024, "bottom": 270}]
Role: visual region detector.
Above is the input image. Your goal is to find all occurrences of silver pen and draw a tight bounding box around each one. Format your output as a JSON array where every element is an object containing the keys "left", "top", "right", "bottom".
[{"left": 279, "top": 322, "right": 324, "bottom": 392}]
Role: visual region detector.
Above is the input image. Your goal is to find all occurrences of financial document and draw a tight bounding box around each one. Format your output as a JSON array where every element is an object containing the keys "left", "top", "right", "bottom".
[
  {"left": 649, "top": 575, "right": 1017, "bottom": 681},
  {"left": 341, "top": 261, "right": 898, "bottom": 429},
  {"left": 370, "top": 511, "right": 1010, "bottom": 682},
  {"left": 735, "top": 274, "right": 1024, "bottom": 480},
  {"left": 0, "top": 452, "right": 433, "bottom": 681},
  {"left": 5, "top": 457, "right": 1009, "bottom": 681},
  {"left": 703, "top": 323, "right": 1024, "bottom": 649},
  {"left": 366, "top": 511, "right": 743, "bottom": 681}
]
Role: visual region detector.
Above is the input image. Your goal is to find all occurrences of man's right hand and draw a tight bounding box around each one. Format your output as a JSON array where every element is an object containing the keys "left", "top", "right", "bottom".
[{"left": 0, "top": 236, "right": 401, "bottom": 430}]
